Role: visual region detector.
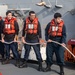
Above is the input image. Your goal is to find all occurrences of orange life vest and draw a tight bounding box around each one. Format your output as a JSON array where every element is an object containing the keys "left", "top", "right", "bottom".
[
  {"left": 25, "top": 17, "right": 38, "bottom": 34},
  {"left": 3, "top": 17, "right": 16, "bottom": 34},
  {"left": 48, "top": 19, "right": 64, "bottom": 37}
]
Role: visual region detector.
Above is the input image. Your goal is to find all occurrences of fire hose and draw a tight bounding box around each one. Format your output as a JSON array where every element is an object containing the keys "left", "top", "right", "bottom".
[
  {"left": 51, "top": 40, "right": 75, "bottom": 58},
  {"left": 0, "top": 40, "right": 75, "bottom": 58}
]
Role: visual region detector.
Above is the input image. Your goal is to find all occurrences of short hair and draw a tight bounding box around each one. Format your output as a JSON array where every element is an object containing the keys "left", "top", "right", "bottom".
[
  {"left": 54, "top": 12, "right": 62, "bottom": 19},
  {"left": 6, "top": 11, "right": 12, "bottom": 15},
  {"left": 29, "top": 11, "right": 35, "bottom": 15}
]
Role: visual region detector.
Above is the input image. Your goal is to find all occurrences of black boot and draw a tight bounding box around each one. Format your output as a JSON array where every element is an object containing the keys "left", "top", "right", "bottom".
[
  {"left": 2, "top": 59, "right": 10, "bottom": 65},
  {"left": 1, "top": 58, "right": 5, "bottom": 64},
  {"left": 15, "top": 59, "right": 20, "bottom": 67},
  {"left": 60, "top": 66, "right": 64, "bottom": 75},
  {"left": 38, "top": 62, "right": 43, "bottom": 71},
  {"left": 1, "top": 54, "right": 5, "bottom": 64},
  {"left": 19, "top": 61, "right": 28, "bottom": 68},
  {"left": 43, "top": 64, "right": 51, "bottom": 72}
]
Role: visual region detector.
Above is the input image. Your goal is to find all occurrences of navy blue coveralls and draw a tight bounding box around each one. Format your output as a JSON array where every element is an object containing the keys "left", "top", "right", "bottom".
[
  {"left": 0, "top": 18, "right": 5, "bottom": 59},
  {"left": 22, "top": 18, "right": 42, "bottom": 62},
  {"left": 45, "top": 22, "right": 66, "bottom": 66},
  {"left": 2, "top": 19, "right": 20, "bottom": 60}
]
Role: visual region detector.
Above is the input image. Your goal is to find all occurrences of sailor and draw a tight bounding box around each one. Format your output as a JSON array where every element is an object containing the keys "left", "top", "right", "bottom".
[
  {"left": 19, "top": 11, "right": 43, "bottom": 71},
  {"left": 44, "top": 13, "right": 66, "bottom": 75},
  {"left": 1, "top": 11, "right": 20, "bottom": 66},
  {"left": 0, "top": 16, "right": 5, "bottom": 64}
]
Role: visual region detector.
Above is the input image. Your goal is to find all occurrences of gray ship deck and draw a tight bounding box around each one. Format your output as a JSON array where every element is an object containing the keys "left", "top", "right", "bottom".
[{"left": 0, "top": 60, "right": 75, "bottom": 75}]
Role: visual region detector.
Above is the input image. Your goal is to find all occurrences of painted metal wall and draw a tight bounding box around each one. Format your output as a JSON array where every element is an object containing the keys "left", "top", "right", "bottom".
[{"left": 0, "top": 0, "right": 75, "bottom": 42}]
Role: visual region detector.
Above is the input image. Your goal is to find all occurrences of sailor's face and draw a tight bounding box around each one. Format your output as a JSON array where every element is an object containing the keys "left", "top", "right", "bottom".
[
  {"left": 30, "top": 13, "right": 36, "bottom": 20},
  {"left": 55, "top": 17, "right": 62, "bottom": 23},
  {"left": 7, "top": 13, "right": 12, "bottom": 20}
]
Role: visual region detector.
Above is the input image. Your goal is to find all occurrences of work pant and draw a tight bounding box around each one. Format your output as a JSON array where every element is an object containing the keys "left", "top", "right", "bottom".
[
  {"left": 24, "top": 39, "right": 42, "bottom": 62},
  {"left": 4, "top": 42, "right": 20, "bottom": 59},
  {"left": 46, "top": 42, "right": 65, "bottom": 66}
]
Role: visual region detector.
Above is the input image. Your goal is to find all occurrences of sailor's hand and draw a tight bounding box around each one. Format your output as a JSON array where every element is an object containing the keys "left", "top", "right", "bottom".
[
  {"left": 61, "top": 43, "right": 66, "bottom": 47},
  {"left": 22, "top": 39, "right": 26, "bottom": 44},
  {"left": 1, "top": 34, "right": 5, "bottom": 43},
  {"left": 39, "top": 39, "right": 45, "bottom": 44},
  {"left": 1, "top": 38, "right": 4, "bottom": 43},
  {"left": 47, "top": 39, "right": 52, "bottom": 42},
  {"left": 22, "top": 37, "right": 26, "bottom": 44},
  {"left": 14, "top": 38, "right": 16, "bottom": 42}
]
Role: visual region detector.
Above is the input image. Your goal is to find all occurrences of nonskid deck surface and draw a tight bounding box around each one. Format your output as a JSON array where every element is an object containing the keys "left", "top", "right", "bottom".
[{"left": 0, "top": 60, "right": 75, "bottom": 75}]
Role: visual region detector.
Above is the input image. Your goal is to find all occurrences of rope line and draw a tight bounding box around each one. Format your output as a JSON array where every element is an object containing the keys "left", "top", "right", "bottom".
[{"left": 0, "top": 40, "right": 75, "bottom": 58}]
